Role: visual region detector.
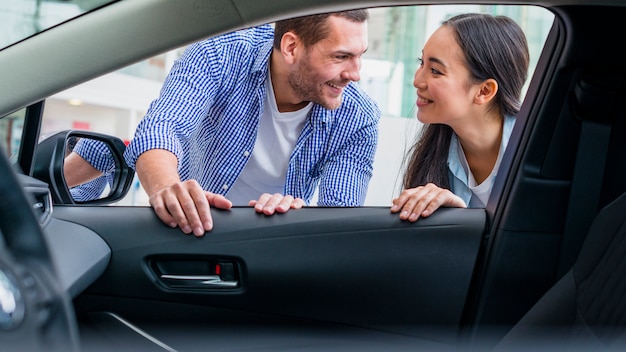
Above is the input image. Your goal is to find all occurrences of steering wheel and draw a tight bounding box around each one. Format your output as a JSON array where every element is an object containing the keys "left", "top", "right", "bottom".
[{"left": 0, "top": 152, "right": 79, "bottom": 351}]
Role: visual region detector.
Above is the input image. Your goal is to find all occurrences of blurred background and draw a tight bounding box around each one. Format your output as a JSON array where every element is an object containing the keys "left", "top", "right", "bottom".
[{"left": 0, "top": 2, "right": 554, "bottom": 205}]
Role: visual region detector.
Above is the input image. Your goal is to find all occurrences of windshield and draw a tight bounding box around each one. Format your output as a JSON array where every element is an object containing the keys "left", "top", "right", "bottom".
[
  {"left": 0, "top": 0, "right": 117, "bottom": 51},
  {"left": 0, "top": 0, "right": 118, "bottom": 161}
]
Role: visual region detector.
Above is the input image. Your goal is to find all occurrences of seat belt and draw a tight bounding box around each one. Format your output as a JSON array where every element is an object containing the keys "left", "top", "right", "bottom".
[{"left": 557, "top": 74, "right": 617, "bottom": 278}]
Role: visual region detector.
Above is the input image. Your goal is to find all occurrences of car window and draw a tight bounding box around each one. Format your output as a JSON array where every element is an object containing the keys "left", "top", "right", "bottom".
[
  {"left": 0, "top": 108, "right": 26, "bottom": 163},
  {"left": 0, "top": 0, "right": 120, "bottom": 164},
  {"left": 0, "top": 0, "right": 118, "bottom": 51},
  {"left": 36, "top": 4, "right": 554, "bottom": 206}
]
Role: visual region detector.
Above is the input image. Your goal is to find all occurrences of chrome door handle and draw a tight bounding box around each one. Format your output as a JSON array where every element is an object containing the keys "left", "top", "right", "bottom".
[{"left": 160, "top": 274, "right": 238, "bottom": 288}]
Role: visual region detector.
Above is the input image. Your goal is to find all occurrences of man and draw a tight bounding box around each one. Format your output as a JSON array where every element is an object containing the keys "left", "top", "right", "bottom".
[
  {"left": 64, "top": 138, "right": 114, "bottom": 202},
  {"left": 123, "top": 10, "right": 380, "bottom": 237}
]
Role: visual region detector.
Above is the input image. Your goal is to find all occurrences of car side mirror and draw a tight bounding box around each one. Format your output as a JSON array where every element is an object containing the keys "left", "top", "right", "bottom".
[{"left": 33, "top": 130, "right": 135, "bottom": 205}]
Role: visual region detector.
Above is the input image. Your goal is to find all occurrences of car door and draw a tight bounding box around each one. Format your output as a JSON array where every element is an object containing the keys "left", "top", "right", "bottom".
[
  {"left": 5, "top": 1, "right": 626, "bottom": 351},
  {"left": 16, "top": 2, "right": 556, "bottom": 350},
  {"left": 51, "top": 202, "right": 486, "bottom": 347}
]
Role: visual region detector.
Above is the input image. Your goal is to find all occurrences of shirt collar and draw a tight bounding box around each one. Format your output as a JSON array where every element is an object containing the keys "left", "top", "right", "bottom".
[
  {"left": 448, "top": 115, "right": 516, "bottom": 185},
  {"left": 252, "top": 40, "right": 273, "bottom": 75}
]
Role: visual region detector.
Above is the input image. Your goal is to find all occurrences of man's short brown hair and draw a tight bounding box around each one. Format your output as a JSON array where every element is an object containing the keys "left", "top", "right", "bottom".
[{"left": 273, "top": 10, "right": 369, "bottom": 50}]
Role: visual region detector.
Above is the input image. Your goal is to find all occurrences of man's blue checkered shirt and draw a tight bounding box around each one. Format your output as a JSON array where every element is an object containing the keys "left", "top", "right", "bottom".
[
  {"left": 124, "top": 24, "right": 380, "bottom": 206},
  {"left": 71, "top": 138, "right": 115, "bottom": 201}
]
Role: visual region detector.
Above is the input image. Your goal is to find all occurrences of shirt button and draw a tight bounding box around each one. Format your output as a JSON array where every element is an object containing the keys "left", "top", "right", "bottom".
[
  {"left": 222, "top": 184, "right": 229, "bottom": 190},
  {"left": 243, "top": 151, "right": 250, "bottom": 157}
]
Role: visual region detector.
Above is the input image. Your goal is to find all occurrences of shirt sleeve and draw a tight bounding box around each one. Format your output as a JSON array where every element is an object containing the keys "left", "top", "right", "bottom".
[
  {"left": 123, "top": 40, "right": 223, "bottom": 169},
  {"left": 70, "top": 176, "right": 108, "bottom": 202},
  {"left": 73, "top": 138, "right": 115, "bottom": 174}
]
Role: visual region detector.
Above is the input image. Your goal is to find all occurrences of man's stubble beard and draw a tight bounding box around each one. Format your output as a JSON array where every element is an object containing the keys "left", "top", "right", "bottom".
[{"left": 287, "top": 57, "right": 342, "bottom": 110}]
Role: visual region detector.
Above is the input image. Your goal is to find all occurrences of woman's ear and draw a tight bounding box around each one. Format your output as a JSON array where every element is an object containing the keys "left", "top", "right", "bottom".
[
  {"left": 474, "top": 78, "right": 498, "bottom": 105},
  {"left": 280, "top": 32, "right": 299, "bottom": 65}
]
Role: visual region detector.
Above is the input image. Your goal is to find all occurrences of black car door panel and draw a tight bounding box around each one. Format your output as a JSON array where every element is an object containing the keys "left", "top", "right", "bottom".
[{"left": 53, "top": 206, "right": 486, "bottom": 340}]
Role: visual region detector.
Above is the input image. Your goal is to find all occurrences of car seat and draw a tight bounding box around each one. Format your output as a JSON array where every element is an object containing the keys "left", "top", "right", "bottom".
[{"left": 494, "top": 191, "right": 626, "bottom": 351}]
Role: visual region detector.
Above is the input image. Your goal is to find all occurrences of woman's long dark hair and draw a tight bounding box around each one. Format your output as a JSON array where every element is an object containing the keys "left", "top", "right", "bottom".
[{"left": 403, "top": 13, "right": 529, "bottom": 190}]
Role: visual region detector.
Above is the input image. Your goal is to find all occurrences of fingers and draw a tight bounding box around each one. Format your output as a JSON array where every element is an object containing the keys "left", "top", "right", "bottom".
[
  {"left": 252, "top": 194, "right": 304, "bottom": 215},
  {"left": 150, "top": 184, "right": 302, "bottom": 235},
  {"left": 149, "top": 180, "right": 215, "bottom": 237},
  {"left": 149, "top": 192, "right": 177, "bottom": 228},
  {"left": 290, "top": 197, "right": 306, "bottom": 209},
  {"left": 253, "top": 193, "right": 282, "bottom": 215},
  {"left": 207, "top": 193, "right": 233, "bottom": 210},
  {"left": 390, "top": 183, "right": 467, "bottom": 222}
]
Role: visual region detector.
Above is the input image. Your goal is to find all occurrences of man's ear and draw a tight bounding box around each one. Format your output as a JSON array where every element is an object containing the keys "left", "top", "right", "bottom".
[
  {"left": 280, "top": 32, "right": 299, "bottom": 64},
  {"left": 474, "top": 78, "right": 498, "bottom": 105}
]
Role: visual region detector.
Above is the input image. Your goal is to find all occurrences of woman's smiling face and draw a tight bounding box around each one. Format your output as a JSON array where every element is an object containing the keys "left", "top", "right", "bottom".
[{"left": 413, "top": 25, "right": 481, "bottom": 128}]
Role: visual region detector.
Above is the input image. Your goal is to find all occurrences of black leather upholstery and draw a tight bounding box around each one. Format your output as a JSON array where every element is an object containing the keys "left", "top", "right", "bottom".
[{"left": 495, "top": 192, "right": 626, "bottom": 350}]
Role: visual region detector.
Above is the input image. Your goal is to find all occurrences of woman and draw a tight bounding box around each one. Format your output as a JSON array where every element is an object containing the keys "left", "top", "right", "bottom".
[{"left": 391, "top": 13, "right": 529, "bottom": 222}]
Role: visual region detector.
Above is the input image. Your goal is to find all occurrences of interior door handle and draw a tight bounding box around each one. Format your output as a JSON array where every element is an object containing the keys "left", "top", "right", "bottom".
[
  {"left": 148, "top": 258, "right": 241, "bottom": 291},
  {"left": 159, "top": 274, "right": 238, "bottom": 288}
]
